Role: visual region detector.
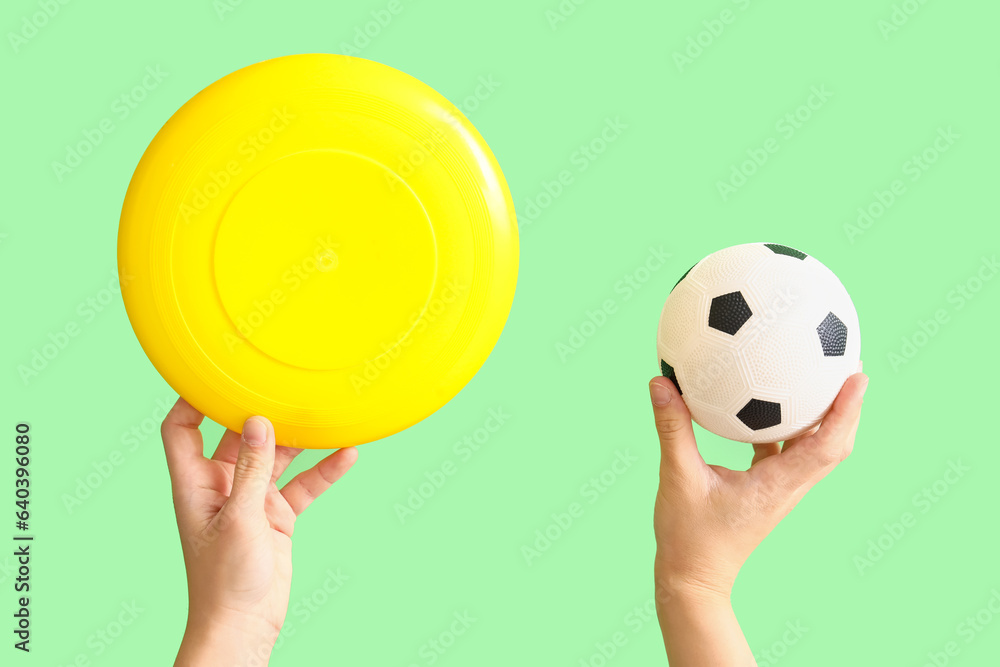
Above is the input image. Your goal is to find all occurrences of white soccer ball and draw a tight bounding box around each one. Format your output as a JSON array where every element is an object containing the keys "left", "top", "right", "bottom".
[{"left": 656, "top": 243, "right": 860, "bottom": 443}]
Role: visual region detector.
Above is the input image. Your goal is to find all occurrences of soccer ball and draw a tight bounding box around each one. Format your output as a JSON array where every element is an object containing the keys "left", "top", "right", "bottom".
[{"left": 656, "top": 243, "right": 860, "bottom": 443}]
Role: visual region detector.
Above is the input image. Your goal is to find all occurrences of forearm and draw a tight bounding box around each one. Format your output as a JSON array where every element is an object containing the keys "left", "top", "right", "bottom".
[{"left": 655, "top": 570, "right": 755, "bottom": 666}]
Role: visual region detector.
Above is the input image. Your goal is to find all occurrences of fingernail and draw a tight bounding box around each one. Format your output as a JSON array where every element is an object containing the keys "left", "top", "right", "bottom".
[
  {"left": 858, "top": 359, "right": 863, "bottom": 373},
  {"left": 242, "top": 417, "right": 267, "bottom": 446},
  {"left": 650, "top": 381, "right": 672, "bottom": 406},
  {"left": 860, "top": 374, "right": 870, "bottom": 396}
]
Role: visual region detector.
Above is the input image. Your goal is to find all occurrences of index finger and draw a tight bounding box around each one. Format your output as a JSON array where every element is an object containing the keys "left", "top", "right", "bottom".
[
  {"left": 160, "top": 397, "right": 206, "bottom": 482},
  {"left": 769, "top": 372, "right": 869, "bottom": 489}
]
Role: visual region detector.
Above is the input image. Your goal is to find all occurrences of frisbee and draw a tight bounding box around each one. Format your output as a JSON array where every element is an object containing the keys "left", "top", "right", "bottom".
[{"left": 117, "top": 54, "right": 518, "bottom": 448}]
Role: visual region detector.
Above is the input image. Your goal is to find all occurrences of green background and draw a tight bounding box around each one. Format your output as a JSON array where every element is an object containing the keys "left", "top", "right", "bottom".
[{"left": 2, "top": 0, "right": 998, "bottom": 664}]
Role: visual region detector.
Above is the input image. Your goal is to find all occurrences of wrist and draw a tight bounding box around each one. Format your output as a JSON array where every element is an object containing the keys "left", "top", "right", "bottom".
[
  {"left": 654, "top": 554, "right": 735, "bottom": 610},
  {"left": 176, "top": 609, "right": 280, "bottom": 666}
]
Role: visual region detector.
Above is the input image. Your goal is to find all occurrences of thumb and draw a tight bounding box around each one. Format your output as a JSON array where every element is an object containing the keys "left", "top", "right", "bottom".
[
  {"left": 228, "top": 416, "right": 276, "bottom": 514},
  {"left": 649, "top": 377, "right": 704, "bottom": 477}
]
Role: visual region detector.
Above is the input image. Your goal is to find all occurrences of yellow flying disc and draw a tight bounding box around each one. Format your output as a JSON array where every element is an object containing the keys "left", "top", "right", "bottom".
[{"left": 118, "top": 54, "right": 518, "bottom": 448}]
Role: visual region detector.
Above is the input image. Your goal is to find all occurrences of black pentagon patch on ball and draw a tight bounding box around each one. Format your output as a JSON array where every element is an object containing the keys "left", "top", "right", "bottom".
[
  {"left": 670, "top": 263, "right": 697, "bottom": 293},
  {"left": 764, "top": 243, "right": 807, "bottom": 260},
  {"left": 708, "top": 291, "right": 752, "bottom": 335},
  {"left": 737, "top": 398, "right": 782, "bottom": 431},
  {"left": 660, "top": 359, "right": 682, "bottom": 395},
  {"left": 816, "top": 311, "right": 848, "bottom": 356}
]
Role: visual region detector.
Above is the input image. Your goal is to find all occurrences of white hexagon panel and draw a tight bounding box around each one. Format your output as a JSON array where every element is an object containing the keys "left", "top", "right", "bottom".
[{"left": 656, "top": 243, "right": 860, "bottom": 443}]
